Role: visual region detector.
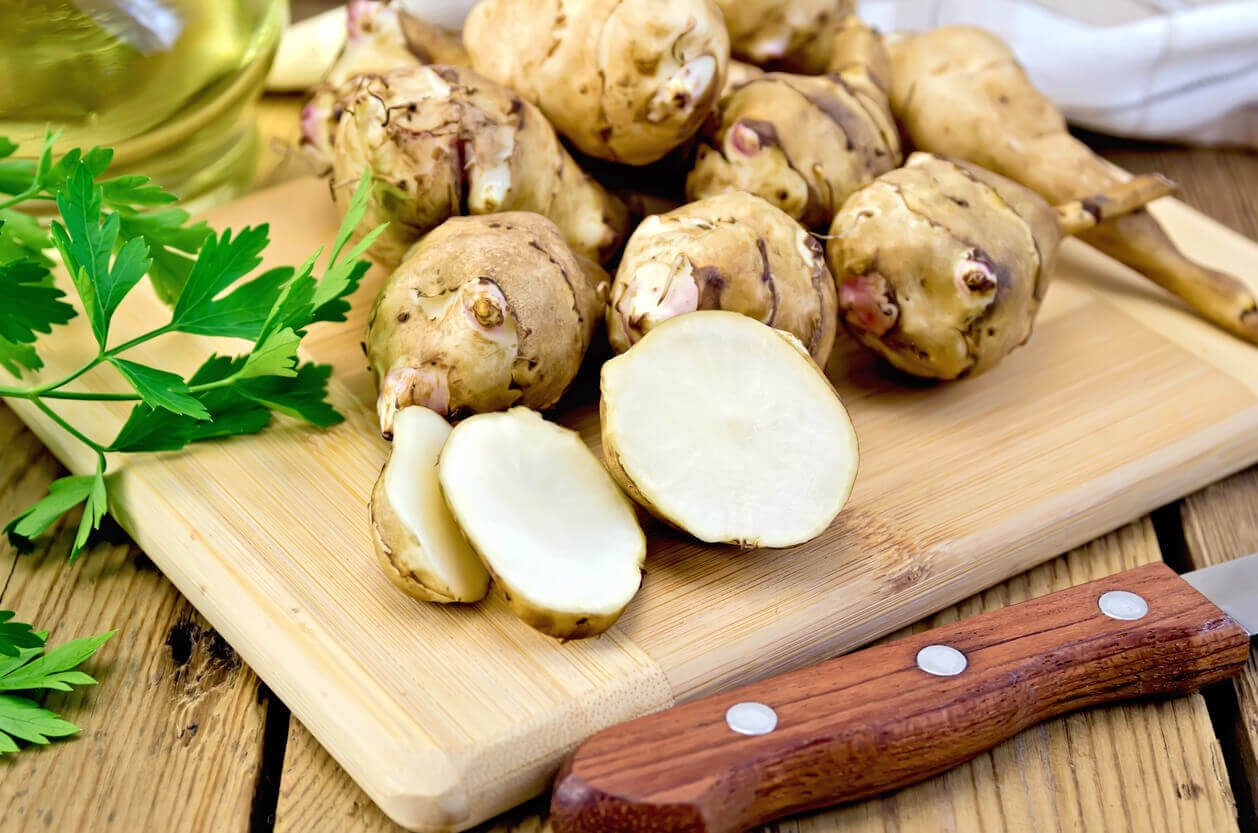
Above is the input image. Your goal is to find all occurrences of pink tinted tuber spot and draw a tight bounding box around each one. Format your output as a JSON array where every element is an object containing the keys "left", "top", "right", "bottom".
[
  {"left": 378, "top": 366, "right": 452, "bottom": 436},
  {"left": 729, "top": 121, "right": 762, "bottom": 156},
  {"left": 839, "top": 273, "right": 898, "bottom": 336},
  {"left": 300, "top": 103, "right": 327, "bottom": 145},
  {"left": 345, "top": 0, "right": 383, "bottom": 41}
]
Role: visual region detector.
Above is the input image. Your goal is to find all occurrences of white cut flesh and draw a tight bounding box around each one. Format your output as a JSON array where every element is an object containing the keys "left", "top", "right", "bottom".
[
  {"left": 371, "top": 407, "right": 490, "bottom": 603},
  {"left": 601, "top": 311, "right": 859, "bottom": 548},
  {"left": 438, "top": 408, "right": 645, "bottom": 638}
]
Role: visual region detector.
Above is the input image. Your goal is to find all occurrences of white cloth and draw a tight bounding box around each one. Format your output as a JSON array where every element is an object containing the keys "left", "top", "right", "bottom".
[{"left": 862, "top": 0, "right": 1258, "bottom": 146}]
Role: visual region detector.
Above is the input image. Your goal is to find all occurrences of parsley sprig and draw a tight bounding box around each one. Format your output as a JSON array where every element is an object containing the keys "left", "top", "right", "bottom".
[
  {"left": 0, "top": 134, "right": 384, "bottom": 559},
  {"left": 0, "top": 609, "right": 113, "bottom": 754}
]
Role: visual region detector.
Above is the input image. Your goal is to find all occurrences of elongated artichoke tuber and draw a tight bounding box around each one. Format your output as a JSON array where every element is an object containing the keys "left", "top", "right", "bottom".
[
  {"left": 887, "top": 26, "right": 1258, "bottom": 345},
  {"left": 687, "top": 16, "right": 900, "bottom": 228},
  {"left": 368, "top": 212, "right": 608, "bottom": 435},
  {"left": 324, "top": 65, "right": 628, "bottom": 268},
  {"left": 463, "top": 0, "right": 729, "bottom": 165},
  {"left": 608, "top": 191, "right": 838, "bottom": 364},
  {"left": 715, "top": 0, "right": 855, "bottom": 73},
  {"left": 827, "top": 153, "right": 1174, "bottom": 380}
]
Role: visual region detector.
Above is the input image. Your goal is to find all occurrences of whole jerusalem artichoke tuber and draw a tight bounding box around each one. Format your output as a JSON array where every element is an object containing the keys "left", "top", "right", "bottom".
[
  {"left": 463, "top": 0, "right": 729, "bottom": 165},
  {"left": 886, "top": 26, "right": 1258, "bottom": 345},
  {"left": 687, "top": 15, "right": 901, "bottom": 228},
  {"left": 367, "top": 212, "right": 608, "bottom": 435},
  {"left": 608, "top": 191, "right": 838, "bottom": 364},
  {"left": 827, "top": 153, "right": 1174, "bottom": 380},
  {"left": 323, "top": 64, "right": 628, "bottom": 268}
]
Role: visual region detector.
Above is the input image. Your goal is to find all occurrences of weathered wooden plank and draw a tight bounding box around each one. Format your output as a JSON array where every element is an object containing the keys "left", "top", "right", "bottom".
[
  {"left": 1180, "top": 468, "right": 1258, "bottom": 831},
  {"left": 274, "top": 518, "right": 1239, "bottom": 833},
  {"left": 0, "top": 405, "right": 269, "bottom": 832}
]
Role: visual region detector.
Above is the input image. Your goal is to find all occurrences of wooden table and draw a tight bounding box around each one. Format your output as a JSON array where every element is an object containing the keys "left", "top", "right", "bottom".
[{"left": 2, "top": 90, "right": 1256, "bottom": 832}]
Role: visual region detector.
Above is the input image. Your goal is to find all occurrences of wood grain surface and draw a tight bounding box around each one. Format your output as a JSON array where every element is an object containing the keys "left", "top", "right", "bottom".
[
  {"left": 0, "top": 86, "right": 1255, "bottom": 833},
  {"left": 0, "top": 407, "right": 270, "bottom": 832}
]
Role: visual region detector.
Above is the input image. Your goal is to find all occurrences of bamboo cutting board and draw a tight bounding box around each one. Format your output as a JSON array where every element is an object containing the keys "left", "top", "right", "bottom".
[{"left": 8, "top": 177, "right": 1258, "bottom": 832}]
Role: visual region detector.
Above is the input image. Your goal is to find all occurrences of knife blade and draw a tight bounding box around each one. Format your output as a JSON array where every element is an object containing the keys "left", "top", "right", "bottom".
[{"left": 550, "top": 556, "right": 1257, "bottom": 833}]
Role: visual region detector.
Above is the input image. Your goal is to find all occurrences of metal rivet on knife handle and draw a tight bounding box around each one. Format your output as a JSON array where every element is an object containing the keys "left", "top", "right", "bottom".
[
  {"left": 916, "top": 644, "right": 968, "bottom": 676},
  {"left": 725, "top": 702, "right": 778, "bottom": 736},
  {"left": 1098, "top": 590, "right": 1149, "bottom": 621}
]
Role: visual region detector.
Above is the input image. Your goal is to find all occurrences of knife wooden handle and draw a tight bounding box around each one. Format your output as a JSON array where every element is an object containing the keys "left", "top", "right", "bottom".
[{"left": 550, "top": 562, "right": 1250, "bottom": 833}]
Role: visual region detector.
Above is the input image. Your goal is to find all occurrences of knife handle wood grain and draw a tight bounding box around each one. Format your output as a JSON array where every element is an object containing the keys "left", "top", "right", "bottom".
[{"left": 550, "top": 562, "right": 1251, "bottom": 833}]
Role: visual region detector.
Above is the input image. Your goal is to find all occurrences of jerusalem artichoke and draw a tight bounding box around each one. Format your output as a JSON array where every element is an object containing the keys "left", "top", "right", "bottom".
[
  {"left": 601, "top": 311, "right": 859, "bottom": 548},
  {"left": 827, "top": 153, "right": 1174, "bottom": 380},
  {"left": 887, "top": 26, "right": 1258, "bottom": 345},
  {"left": 322, "top": 65, "right": 628, "bottom": 268},
  {"left": 439, "top": 408, "right": 646, "bottom": 640},
  {"left": 370, "top": 406, "right": 490, "bottom": 604},
  {"left": 463, "top": 0, "right": 729, "bottom": 165},
  {"left": 715, "top": 0, "right": 855, "bottom": 73},
  {"left": 687, "top": 16, "right": 900, "bottom": 228},
  {"left": 608, "top": 191, "right": 838, "bottom": 364},
  {"left": 368, "top": 212, "right": 607, "bottom": 434}
]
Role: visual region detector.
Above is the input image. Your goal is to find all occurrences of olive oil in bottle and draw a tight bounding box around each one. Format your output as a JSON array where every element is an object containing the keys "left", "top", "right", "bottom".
[{"left": 0, "top": 0, "right": 287, "bottom": 206}]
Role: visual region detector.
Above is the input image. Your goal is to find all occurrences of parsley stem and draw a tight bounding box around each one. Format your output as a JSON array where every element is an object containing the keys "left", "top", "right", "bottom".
[
  {"left": 0, "top": 185, "right": 40, "bottom": 213},
  {"left": 31, "top": 369, "right": 241, "bottom": 402},
  {"left": 30, "top": 398, "right": 106, "bottom": 454},
  {"left": 24, "top": 323, "right": 175, "bottom": 396}
]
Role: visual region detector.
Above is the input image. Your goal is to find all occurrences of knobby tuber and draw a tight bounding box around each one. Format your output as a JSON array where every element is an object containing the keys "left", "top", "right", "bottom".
[
  {"left": 438, "top": 408, "right": 646, "bottom": 640},
  {"left": 370, "top": 406, "right": 490, "bottom": 603},
  {"left": 687, "top": 15, "right": 901, "bottom": 228},
  {"left": 827, "top": 153, "right": 1174, "bottom": 380},
  {"left": 887, "top": 26, "right": 1258, "bottom": 345},
  {"left": 601, "top": 311, "right": 859, "bottom": 548},
  {"left": 464, "top": 0, "right": 729, "bottom": 165},
  {"left": 368, "top": 212, "right": 607, "bottom": 434},
  {"left": 608, "top": 191, "right": 838, "bottom": 363},
  {"left": 715, "top": 0, "right": 856, "bottom": 73},
  {"left": 322, "top": 64, "right": 628, "bottom": 268}
]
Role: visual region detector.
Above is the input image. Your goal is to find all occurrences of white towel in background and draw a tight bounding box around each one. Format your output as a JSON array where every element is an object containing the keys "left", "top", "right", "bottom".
[{"left": 862, "top": 0, "right": 1258, "bottom": 146}]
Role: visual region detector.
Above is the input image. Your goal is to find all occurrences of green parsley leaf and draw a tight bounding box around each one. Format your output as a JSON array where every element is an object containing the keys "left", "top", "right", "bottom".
[
  {"left": 0, "top": 209, "right": 53, "bottom": 266},
  {"left": 3, "top": 474, "right": 98, "bottom": 551},
  {"left": 117, "top": 208, "right": 211, "bottom": 305},
  {"left": 72, "top": 470, "right": 107, "bottom": 559},
  {"left": 0, "top": 339, "right": 42, "bottom": 376},
  {"left": 108, "top": 356, "right": 271, "bottom": 453},
  {"left": 0, "top": 612, "right": 45, "bottom": 658},
  {"left": 169, "top": 224, "right": 270, "bottom": 330},
  {"left": 237, "top": 362, "right": 342, "bottom": 428},
  {"left": 0, "top": 623, "right": 112, "bottom": 753},
  {"left": 49, "top": 162, "right": 152, "bottom": 347},
  {"left": 109, "top": 358, "right": 210, "bottom": 420},
  {"left": 240, "top": 327, "right": 301, "bottom": 380},
  {"left": 100, "top": 174, "right": 177, "bottom": 206},
  {"left": 167, "top": 265, "right": 292, "bottom": 340},
  {"left": 0, "top": 260, "right": 74, "bottom": 342},
  {"left": 0, "top": 695, "right": 81, "bottom": 747},
  {"left": 0, "top": 631, "right": 113, "bottom": 692}
]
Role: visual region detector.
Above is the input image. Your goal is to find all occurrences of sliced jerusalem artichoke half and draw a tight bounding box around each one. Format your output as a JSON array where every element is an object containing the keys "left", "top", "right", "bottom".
[
  {"left": 438, "top": 408, "right": 646, "bottom": 640},
  {"left": 601, "top": 311, "right": 859, "bottom": 548},
  {"left": 370, "top": 406, "right": 490, "bottom": 604}
]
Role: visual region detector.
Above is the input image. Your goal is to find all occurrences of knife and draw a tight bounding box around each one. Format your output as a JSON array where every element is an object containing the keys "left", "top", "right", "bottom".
[{"left": 550, "top": 556, "right": 1257, "bottom": 833}]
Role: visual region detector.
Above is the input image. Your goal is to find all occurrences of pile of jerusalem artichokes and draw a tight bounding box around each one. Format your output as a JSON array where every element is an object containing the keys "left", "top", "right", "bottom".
[{"left": 296, "top": 0, "right": 1254, "bottom": 640}]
